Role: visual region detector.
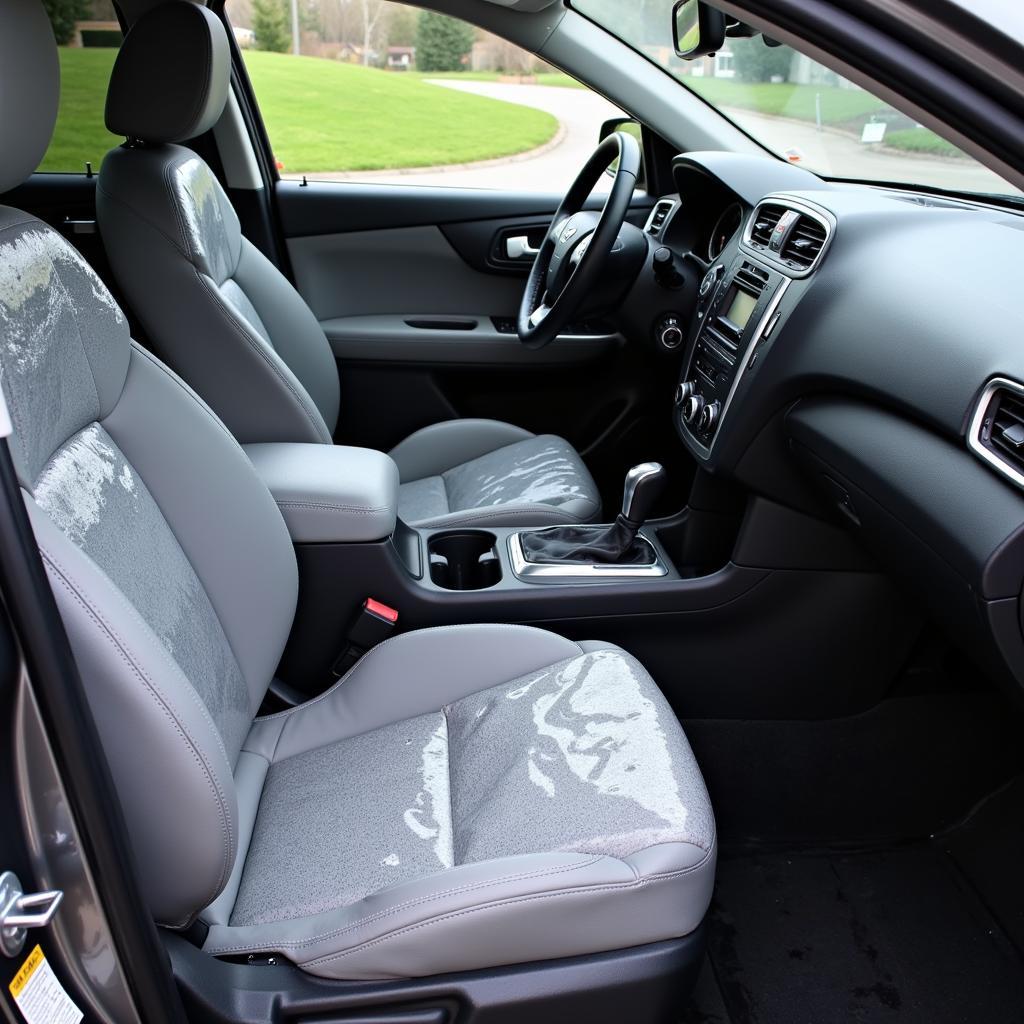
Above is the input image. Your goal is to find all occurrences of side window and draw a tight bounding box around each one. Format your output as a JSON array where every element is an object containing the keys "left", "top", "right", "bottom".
[
  {"left": 230, "top": 0, "right": 625, "bottom": 191},
  {"left": 38, "top": 1, "right": 123, "bottom": 174}
]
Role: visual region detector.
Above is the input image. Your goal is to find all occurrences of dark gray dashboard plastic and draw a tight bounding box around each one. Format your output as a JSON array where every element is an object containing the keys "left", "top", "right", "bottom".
[
  {"left": 322, "top": 314, "right": 619, "bottom": 366},
  {"left": 786, "top": 397, "right": 1024, "bottom": 600},
  {"left": 674, "top": 152, "right": 835, "bottom": 205}
]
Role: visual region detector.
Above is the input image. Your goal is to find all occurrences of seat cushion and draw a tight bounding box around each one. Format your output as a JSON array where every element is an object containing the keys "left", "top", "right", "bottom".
[
  {"left": 391, "top": 420, "right": 601, "bottom": 528},
  {"left": 202, "top": 625, "right": 715, "bottom": 980}
]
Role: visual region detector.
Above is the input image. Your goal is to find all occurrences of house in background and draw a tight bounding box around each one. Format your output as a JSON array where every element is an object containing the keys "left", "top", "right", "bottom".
[{"left": 386, "top": 46, "right": 415, "bottom": 70}]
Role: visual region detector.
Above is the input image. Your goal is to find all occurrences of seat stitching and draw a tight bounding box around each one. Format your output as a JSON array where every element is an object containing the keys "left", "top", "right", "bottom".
[
  {"left": 208, "top": 856, "right": 605, "bottom": 950},
  {"left": 305, "top": 849, "right": 716, "bottom": 967},
  {"left": 41, "top": 552, "right": 235, "bottom": 918},
  {"left": 252, "top": 624, "right": 578, "bottom": 725}
]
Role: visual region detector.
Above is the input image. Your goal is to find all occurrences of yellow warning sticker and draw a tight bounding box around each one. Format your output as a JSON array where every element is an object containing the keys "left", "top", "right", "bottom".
[{"left": 8, "top": 945, "right": 82, "bottom": 1024}]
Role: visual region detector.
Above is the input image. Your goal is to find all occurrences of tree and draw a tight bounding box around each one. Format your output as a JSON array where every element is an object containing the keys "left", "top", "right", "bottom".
[
  {"left": 252, "top": 0, "right": 290, "bottom": 52},
  {"left": 358, "top": 0, "right": 386, "bottom": 66},
  {"left": 42, "top": 0, "right": 90, "bottom": 45},
  {"left": 730, "top": 36, "right": 793, "bottom": 82},
  {"left": 416, "top": 10, "right": 474, "bottom": 72}
]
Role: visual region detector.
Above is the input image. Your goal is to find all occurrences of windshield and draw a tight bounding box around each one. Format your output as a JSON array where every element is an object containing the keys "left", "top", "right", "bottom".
[{"left": 572, "top": 0, "right": 1021, "bottom": 199}]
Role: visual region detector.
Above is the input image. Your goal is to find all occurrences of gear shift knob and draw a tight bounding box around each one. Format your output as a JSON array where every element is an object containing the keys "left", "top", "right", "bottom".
[{"left": 621, "top": 462, "right": 666, "bottom": 527}]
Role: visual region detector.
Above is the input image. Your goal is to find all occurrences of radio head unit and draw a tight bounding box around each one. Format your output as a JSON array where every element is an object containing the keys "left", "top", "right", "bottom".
[{"left": 675, "top": 257, "right": 788, "bottom": 452}]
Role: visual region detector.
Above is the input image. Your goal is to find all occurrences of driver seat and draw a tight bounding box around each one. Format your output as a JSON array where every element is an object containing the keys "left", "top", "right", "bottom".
[{"left": 96, "top": 2, "right": 601, "bottom": 530}]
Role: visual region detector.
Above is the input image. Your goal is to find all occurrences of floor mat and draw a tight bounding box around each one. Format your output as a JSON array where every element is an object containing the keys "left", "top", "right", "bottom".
[{"left": 684, "top": 842, "right": 1024, "bottom": 1023}]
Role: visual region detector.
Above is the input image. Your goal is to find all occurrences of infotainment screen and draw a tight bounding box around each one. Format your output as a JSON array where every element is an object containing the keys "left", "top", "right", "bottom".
[{"left": 725, "top": 288, "right": 758, "bottom": 331}]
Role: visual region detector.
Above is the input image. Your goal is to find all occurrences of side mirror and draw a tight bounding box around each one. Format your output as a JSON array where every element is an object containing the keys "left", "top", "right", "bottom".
[
  {"left": 673, "top": 0, "right": 726, "bottom": 59},
  {"left": 599, "top": 118, "right": 646, "bottom": 189}
]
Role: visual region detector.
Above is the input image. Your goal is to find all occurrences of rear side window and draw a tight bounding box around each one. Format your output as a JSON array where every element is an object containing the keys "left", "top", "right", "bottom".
[{"left": 38, "top": 2, "right": 122, "bottom": 173}]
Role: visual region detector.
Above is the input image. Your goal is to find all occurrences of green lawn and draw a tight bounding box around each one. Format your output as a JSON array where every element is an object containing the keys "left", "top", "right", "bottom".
[
  {"left": 243, "top": 51, "right": 557, "bottom": 172},
  {"left": 37, "top": 48, "right": 559, "bottom": 175},
  {"left": 39, "top": 48, "right": 122, "bottom": 172},
  {"left": 882, "top": 127, "right": 961, "bottom": 158}
]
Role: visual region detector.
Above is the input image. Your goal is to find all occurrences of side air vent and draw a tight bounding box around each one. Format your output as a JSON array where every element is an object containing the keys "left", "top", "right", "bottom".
[
  {"left": 748, "top": 204, "right": 785, "bottom": 246},
  {"left": 969, "top": 379, "right": 1024, "bottom": 489},
  {"left": 645, "top": 199, "right": 676, "bottom": 237},
  {"left": 781, "top": 215, "right": 828, "bottom": 270}
]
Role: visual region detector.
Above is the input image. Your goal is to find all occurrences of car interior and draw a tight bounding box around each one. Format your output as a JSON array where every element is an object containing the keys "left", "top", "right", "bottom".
[{"left": 2, "top": 0, "right": 1024, "bottom": 1021}]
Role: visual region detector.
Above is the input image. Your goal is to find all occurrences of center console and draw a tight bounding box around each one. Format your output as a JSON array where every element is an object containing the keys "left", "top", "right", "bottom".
[{"left": 675, "top": 255, "right": 788, "bottom": 453}]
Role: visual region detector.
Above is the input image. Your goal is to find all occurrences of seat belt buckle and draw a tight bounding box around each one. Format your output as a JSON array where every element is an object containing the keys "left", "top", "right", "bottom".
[{"left": 331, "top": 598, "right": 398, "bottom": 678}]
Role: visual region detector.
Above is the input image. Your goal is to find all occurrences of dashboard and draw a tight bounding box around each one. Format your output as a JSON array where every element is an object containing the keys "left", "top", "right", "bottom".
[{"left": 640, "top": 150, "right": 1024, "bottom": 698}]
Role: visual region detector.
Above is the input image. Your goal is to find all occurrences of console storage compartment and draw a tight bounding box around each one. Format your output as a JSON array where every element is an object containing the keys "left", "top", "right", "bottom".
[
  {"left": 244, "top": 442, "right": 399, "bottom": 544},
  {"left": 428, "top": 531, "right": 502, "bottom": 591}
]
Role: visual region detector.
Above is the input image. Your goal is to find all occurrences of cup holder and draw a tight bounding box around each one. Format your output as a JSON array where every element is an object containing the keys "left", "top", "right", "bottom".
[{"left": 428, "top": 531, "right": 502, "bottom": 591}]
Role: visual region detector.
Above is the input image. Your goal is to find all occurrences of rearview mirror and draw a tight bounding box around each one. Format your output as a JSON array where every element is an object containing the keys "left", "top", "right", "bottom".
[
  {"left": 599, "top": 118, "right": 646, "bottom": 189},
  {"left": 673, "top": 0, "right": 726, "bottom": 59}
]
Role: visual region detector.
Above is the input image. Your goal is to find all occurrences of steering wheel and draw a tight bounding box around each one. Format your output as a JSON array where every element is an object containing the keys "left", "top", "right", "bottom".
[{"left": 517, "top": 131, "right": 642, "bottom": 349}]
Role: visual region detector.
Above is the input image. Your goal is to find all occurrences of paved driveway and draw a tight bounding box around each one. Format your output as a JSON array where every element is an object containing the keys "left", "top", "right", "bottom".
[{"left": 332, "top": 80, "right": 625, "bottom": 192}]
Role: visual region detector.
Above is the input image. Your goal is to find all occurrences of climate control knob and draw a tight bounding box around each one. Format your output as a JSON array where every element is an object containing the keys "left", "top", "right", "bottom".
[
  {"left": 675, "top": 380, "right": 696, "bottom": 405},
  {"left": 682, "top": 394, "right": 705, "bottom": 425},
  {"left": 699, "top": 400, "right": 722, "bottom": 432}
]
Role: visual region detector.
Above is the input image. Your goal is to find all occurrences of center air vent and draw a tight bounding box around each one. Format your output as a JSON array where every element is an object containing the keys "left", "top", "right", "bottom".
[
  {"left": 645, "top": 199, "right": 676, "bottom": 237},
  {"left": 781, "top": 215, "right": 828, "bottom": 270},
  {"left": 749, "top": 204, "right": 785, "bottom": 246},
  {"left": 969, "top": 379, "right": 1024, "bottom": 489},
  {"left": 745, "top": 200, "right": 832, "bottom": 275}
]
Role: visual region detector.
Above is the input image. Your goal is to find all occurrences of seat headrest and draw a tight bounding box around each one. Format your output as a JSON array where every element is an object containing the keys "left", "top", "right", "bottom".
[
  {"left": 106, "top": 2, "right": 230, "bottom": 145},
  {"left": 0, "top": 0, "right": 59, "bottom": 194}
]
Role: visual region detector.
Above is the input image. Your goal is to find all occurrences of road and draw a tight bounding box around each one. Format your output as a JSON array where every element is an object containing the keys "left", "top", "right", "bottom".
[{"left": 308, "top": 80, "right": 1018, "bottom": 199}]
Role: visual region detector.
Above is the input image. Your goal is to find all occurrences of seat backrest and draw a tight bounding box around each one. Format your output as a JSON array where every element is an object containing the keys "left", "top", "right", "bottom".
[
  {"left": 97, "top": 2, "right": 341, "bottom": 447},
  {"left": 0, "top": 0, "right": 299, "bottom": 928}
]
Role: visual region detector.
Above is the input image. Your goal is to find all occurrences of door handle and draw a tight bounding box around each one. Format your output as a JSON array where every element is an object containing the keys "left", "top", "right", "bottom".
[{"left": 506, "top": 236, "right": 540, "bottom": 260}]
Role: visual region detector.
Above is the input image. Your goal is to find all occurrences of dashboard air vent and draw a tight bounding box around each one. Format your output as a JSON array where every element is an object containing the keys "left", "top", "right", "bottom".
[
  {"left": 781, "top": 215, "right": 828, "bottom": 270},
  {"left": 749, "top": 204, "right": 785, "bottom": 246},
  {"left": 645, "top": 199, "right": 675, "bottom": 237},
  {"left": 969, "top": 379, "right": 1024, "bottom": 489}
]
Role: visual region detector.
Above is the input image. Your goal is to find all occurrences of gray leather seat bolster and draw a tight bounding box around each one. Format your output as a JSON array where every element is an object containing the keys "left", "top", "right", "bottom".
[
  {"left": 204, "top": 843, "right": 714, "bottom": 980},
  {"left": 98, "top": 146, "right": 337, "bottom": 445},
  {"left": 202, "top": 751, "right": 269, "bottom": 928},
  {"left": 106, "top": 345, "right": 299, "bottom": 704},
  {"left": 388, "top": 419, "right": 534, "bottom": 481},
  {"left": 243, "top": 443, "right": 399, "bottom": 543},
  {"left": 27, "top": 498, "right": 241, "bottom": 928}
]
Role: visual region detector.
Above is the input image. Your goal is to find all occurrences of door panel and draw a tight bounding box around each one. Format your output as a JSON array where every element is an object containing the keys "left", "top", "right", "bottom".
[{"left": 288, "top": 225, "right": 523, "bottom": 320}]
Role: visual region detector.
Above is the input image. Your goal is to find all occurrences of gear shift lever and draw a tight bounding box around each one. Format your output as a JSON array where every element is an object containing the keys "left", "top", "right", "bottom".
[
  {"left": 519, "top": 462, "right": 666, "bottom": 566},
  {"left": 621, "top": 462, "right": 667, "bottom": 532}
]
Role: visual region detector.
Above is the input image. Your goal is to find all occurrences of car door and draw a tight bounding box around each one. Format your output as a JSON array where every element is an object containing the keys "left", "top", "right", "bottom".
[{"left": 229, "top": 0, "right": 693, "bottom": 508}]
